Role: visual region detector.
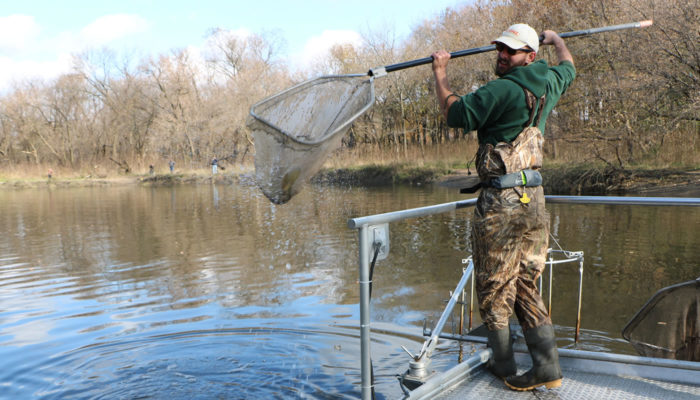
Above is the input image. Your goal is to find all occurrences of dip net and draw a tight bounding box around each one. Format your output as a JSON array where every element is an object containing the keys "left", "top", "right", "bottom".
[
  {"left": 247, "top": 75, "right": 374, "bottom": 204},
  {"left": 622, "top": 278, "right": 700, "bottom": 361}
]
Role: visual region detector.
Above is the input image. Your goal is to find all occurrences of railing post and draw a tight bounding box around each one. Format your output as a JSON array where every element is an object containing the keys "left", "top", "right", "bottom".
[
  {"left": 358, "top": 225, "right": 372, "bottom": 400},
  {"left": 548, "top": 253, "right": 554, "bottom": 316},
  {"left": 575, "top": 257, "right": 584, "bottom": 343}
]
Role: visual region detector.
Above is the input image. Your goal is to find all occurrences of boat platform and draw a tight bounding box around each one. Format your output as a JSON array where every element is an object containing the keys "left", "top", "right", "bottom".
[
  {"left": 404, "top": 341, "right": 700, "bottom": 400},
  {"left": 348, "top": 196, "right": 700, "bottom": 399}
]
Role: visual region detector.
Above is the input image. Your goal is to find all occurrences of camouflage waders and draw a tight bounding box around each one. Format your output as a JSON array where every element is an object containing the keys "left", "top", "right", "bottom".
[{"left": 471, "top": 120, "right": 551, "bottom": 332}]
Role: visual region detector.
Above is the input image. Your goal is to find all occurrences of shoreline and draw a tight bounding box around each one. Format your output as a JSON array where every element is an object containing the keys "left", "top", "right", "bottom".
[
  {"left": 434, "top": 167, "right": 700, "bottom": 196},
  {"left": 0, "top": 172, "right": 241, "bottom": 189},
  {"left": 312, "top": 164, "right": 700, "bottom": 196},
  {"left": 1, "top": 166, "right": 698, "bottom": 196}
]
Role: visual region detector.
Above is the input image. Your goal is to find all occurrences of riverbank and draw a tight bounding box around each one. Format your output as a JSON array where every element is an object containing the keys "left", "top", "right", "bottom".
[
  {"left": 0, "top": 171, "right": 241, "bottom": 189},
  {"left": 436, "top": 166, "right": 700, "bottom": 196},
  {"left": 1, "top": 164, "right": 698, "bottom": 196},
  {"left": 313, "top": 164, "right": 700, "bottom": 196}
]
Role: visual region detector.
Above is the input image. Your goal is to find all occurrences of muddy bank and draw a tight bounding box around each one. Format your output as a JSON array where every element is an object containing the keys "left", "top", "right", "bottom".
[
  {"left": 0, "top": 173, "right": 242, "bottom": 189},
  {"left": 314, "top": 165, "right": 700, "bottom": 196},
  {"left": 312, "top": 164, "right": 450, "bottom": 187},
  {"left": 540, "top": 166, "right": 700, "bottom": 195},
  {"left": 0, "top": 176, "right": 134, "bottom": 189},
  {"left": 138, "top": 173, "right": 239, "bottom": 186}
]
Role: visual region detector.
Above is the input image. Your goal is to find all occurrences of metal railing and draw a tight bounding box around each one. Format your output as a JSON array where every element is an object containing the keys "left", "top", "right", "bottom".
[
  {"left": 347, "top": 195, "right": 700, "bottom": 400},
  {"left": 424, "top": 249, "right": 584, "bottom": 343}
]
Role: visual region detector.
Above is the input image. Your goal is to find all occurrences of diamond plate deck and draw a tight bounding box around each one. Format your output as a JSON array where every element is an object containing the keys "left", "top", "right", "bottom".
[
  {"left": 403, "top": 348, "right": 700, "bottom": 400},
  {"left": 436, "top": 365, "right": 700, "bottom": 400}
]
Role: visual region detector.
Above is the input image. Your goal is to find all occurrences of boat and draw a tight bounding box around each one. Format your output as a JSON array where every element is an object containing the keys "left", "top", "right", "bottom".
[{"left": 347, "top": 195, "right": 700, "bottom": 399}]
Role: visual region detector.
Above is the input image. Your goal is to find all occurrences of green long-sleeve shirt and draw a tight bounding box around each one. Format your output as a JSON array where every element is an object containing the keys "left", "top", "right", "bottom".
[{"left": 447, "top": 59, "right": 576, "bottom": 145}]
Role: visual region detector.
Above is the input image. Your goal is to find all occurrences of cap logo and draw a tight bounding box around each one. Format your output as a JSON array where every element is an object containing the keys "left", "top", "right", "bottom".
[{"left": 507, "top": 29, "right": 520, "bottom": 36}]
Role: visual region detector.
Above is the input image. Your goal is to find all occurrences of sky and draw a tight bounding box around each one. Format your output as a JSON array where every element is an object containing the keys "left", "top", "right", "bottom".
[{"left": 0, "top": 0, "right": 466, "bottom": 92}]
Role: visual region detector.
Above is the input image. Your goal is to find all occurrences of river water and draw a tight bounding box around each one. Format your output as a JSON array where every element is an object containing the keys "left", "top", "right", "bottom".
[{"left": 0, "top": 180, "right": 698, "bottom": 399}]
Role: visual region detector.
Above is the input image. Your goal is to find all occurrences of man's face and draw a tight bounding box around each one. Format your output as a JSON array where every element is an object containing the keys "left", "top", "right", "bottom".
[{"left": 494, "top": 42, "right": 535, "bottom": 76}]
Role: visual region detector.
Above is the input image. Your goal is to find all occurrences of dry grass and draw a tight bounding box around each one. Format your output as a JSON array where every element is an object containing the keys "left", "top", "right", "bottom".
[
  {"left": 0, "top": 159, "right": 256, "bottom": 182},
  {"left": 544, "top": 126, "right": 699, "bottom": 170},
  {"left": 325, "top": 137, "right": 480, "bottom": 171},
  {"left": 1, "top": 127, "right": 696, "bottom": 183},
  {"left": 325, "top": 123, "right": 699, "bottom": 172}
]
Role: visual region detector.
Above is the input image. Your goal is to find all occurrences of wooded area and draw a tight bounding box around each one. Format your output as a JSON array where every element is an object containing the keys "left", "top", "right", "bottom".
[{"left": 0, "top": 0, "right": 697, "bottom": 176}]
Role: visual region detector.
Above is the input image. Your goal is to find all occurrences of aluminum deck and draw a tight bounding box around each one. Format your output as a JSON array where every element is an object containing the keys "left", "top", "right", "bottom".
[{"left": 404, "top": 347, "right": 700, "bottom": 400}]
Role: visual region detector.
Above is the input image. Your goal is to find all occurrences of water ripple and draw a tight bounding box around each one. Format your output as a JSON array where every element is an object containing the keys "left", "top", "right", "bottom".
[{"left": 2, "top": 327, "right": 422, "bottom": 400}]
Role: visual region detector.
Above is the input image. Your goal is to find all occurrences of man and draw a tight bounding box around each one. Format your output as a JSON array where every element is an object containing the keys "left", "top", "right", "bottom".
[{"left": 432, "top": 24, "right": 575, "bottom": 391}]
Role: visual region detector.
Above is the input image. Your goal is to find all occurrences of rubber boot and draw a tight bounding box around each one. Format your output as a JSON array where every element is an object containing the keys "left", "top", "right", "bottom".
[
  {"left": 486, "top": 327, "right": 517, "bottom": 379},
  {"left": 505, "top": 324, "right": 562, "bottom": 391}
]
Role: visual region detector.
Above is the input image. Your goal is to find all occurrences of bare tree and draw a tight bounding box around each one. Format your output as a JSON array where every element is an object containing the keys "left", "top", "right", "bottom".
[{"left": 0, "top": 0, "right": 696, "bottom": 172}]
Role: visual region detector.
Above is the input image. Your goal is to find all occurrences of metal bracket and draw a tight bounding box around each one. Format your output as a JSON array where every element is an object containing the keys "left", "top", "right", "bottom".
[
  {"left": 368, "top": 66, "right": 387, "bottom": 78},
  {"left": 368, "top": 223, "right": 389, "bottom": 262}
]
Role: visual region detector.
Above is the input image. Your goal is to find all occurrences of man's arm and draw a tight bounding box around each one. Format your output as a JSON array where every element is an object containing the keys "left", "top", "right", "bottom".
[
  {"left": 432, "top": 50, "right": 459, "bottom": 120},
  {"left": 541, "top": 30, "right": 574, "bottom": 66}
]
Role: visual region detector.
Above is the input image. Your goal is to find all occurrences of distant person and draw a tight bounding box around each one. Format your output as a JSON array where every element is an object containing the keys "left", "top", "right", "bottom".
[
  {"left": 211, "top": 158, "right": 218, "bottom": 174},
  {"left": 47, "top": 168, "right": 53, "bottom": 180},
  {"left": 432, "top": 24, "right": 575, "bottom": 391},
  {"left": 169, "top": 160, "right": 175, "bottom": 173},
  {"left": 149, "top": 165, "right": 154, "bottom": 175}
]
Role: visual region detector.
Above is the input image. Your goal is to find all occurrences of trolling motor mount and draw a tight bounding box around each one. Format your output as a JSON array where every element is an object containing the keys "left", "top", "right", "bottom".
[
  {"left": 398, "top": 344, "right": 436, "bottom": 390},
  {"left": 401, "top": 358, "right": 435, "bottom": 390}
]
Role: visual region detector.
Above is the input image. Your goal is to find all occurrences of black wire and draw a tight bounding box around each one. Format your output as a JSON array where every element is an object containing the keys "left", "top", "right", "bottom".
[
  {"left": 368, "top": 243, "right": 381, "bottom": 399},
  {"left": 371, "top": 362, "right": 376, "bottom": 400},
  {"left": 398, "top": 372, "right": 411, "bottom": 396},
  {"left": 369, "top": 243, "right": 380, "bottom": 299}
]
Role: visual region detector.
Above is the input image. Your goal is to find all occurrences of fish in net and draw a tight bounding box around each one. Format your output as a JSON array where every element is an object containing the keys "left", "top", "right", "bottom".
[{"left": 247, "top": 75, "right": 374, "bottom": 204}]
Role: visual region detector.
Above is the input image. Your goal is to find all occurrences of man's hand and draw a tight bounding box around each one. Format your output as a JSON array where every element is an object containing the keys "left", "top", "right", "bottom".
[
  {"left": 540, "top": 30, "right": 559, "bottom": 46},
  {"left": 431, "top": 50, "right": 451, "bottom": 72},
  {"left": 539, "top": 30, "right": 574, "bottom": 66},
  {"left": 432, "top": 50, "right": 455, "bottom": 120}
]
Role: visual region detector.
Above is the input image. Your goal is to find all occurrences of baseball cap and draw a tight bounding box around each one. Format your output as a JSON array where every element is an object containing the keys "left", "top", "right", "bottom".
[{"left": 492, "top": 23, "right": 539, "bottom": 54}]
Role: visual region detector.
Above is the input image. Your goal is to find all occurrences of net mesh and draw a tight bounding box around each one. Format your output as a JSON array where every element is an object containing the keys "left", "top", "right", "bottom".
[
  {"left": 622, "top": 278, "right": 700, "bottom": 361},
  {"left": 247, "top": 75, "right": 374, "bottom": 204}
]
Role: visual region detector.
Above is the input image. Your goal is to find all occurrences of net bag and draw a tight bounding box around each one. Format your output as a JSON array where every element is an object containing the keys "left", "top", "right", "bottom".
[
  {"left": 247, "top": 75, "right": 374, "bottom": 204},
  {"left": 622, "top": 278, "right": 700, "bottom": 361}
]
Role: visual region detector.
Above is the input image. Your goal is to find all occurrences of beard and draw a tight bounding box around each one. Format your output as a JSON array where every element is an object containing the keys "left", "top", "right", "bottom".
[
  {"left": 494, "top": 61, "right": 507, "bottom": 77},
  {"left": 494, "top": 56, "right": 528, "bottom": 77}
]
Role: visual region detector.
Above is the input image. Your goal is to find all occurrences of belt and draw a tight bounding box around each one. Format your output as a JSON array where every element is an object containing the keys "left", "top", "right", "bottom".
[{"left": 460, "top": 169, "right": 542, "bottom": 193}]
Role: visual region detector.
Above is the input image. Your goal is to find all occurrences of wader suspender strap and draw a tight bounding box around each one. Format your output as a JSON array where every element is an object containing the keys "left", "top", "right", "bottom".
[
  {"left": 460, "top": 89, "right": 546, "bottom": 194},
  {"left": 524, "top": 88, "right": 546, "bottom": 128}
]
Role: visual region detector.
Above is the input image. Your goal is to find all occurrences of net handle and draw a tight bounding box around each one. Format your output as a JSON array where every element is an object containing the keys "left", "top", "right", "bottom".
[{"left": 368, "top": 20, "right": 653, "bottom": 77}]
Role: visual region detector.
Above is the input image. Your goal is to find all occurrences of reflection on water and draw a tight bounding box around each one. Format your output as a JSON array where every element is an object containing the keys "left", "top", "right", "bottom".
[{"left": 0, "top": 181, "right": 697, "bottom": 398}]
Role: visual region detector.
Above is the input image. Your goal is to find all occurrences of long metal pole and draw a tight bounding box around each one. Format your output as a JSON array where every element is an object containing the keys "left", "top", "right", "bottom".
[
  {"left": 348, "top": 198, "right": 477, "bottom": 229},
  {"left": 459, "top": 287, "right": 465, "bottom": 335},
  {"left": 557, "top": 20, "right": 653, "bottom": 39},
  {"left": 469, "top": 273, "right": 474, "bottom": 331},
  {"left": 547, "top": 195, "right": 700, "bottom": 206},
  {"left": 548, "top": 254, "right": 553, "bottom": 316},
  {"left": 417, "top": 261, "right": 473, "bottom": 360},
  {"left": 358, "top": 225, "right": 372, "bottom": 400},
  {"left": 369, "top": 20, "right": 653, "bottom": 76},
  {"left": 575, "top": 257, "right": 584, "bottom": 343},
  {"left": 348, "top": 196, "right": 700, "bottom": 230}
]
